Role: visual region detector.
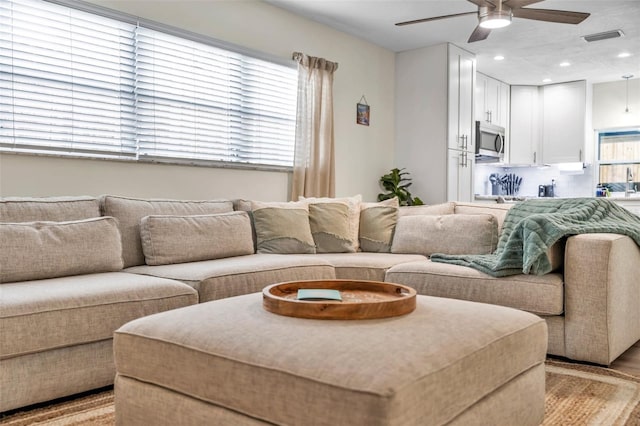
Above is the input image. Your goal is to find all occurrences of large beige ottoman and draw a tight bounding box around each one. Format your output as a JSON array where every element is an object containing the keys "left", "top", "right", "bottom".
[{"left": 114, "top": 293, "right": 548, "bottom": 425}]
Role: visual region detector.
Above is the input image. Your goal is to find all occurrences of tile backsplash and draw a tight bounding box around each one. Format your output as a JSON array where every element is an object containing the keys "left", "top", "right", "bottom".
[{"left": 475, "top": 163, "right": 595, "bottom": 198}]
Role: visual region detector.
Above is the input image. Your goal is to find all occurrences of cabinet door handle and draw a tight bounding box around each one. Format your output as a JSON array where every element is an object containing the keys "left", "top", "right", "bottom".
[
  {"left": 533, "top": 151, "right": 537, "bottom": 163},
  {"left": 579, "top": 149, "right": 582, "bottom": 162},
  {"left": 459, "top": 135, "right": 466, "bottom": 150}
]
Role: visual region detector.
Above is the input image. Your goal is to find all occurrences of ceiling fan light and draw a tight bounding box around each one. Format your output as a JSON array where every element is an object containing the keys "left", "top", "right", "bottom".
[{"left": 479, "top": 10, "right": 512, "bottom": 29}]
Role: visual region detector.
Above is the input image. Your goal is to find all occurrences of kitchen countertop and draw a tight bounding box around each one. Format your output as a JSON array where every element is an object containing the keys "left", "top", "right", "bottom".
[{"left": 474, "top": 195, "right": 640, "bottom": 203}]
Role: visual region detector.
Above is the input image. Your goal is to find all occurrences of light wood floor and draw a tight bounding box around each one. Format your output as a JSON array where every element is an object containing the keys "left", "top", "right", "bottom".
[{"left": 610, "top": 339, "right": 640, "bottom": 377}]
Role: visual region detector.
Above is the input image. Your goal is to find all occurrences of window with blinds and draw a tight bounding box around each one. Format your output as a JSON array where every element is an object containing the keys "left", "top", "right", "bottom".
[{"left": 1, "top": 0, "right": 298, "bottom": 168}]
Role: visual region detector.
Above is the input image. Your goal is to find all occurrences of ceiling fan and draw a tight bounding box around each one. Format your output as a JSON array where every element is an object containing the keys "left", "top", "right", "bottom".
[{"left": 395, "top": 0, "right": 590, "bottom": 43}]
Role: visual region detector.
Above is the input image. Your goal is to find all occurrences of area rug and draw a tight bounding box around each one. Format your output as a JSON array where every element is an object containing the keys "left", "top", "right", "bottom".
[
  {"left": 544, "top": 360, "right": 640, "bottom": 425},
  {"left": 1, "top": 361, "right": 639, "bottom": 425}
]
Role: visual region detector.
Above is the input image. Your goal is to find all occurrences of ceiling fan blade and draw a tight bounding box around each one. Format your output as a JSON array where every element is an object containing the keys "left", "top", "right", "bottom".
[
  {"left": 512, "top": 8, "right": 590, "bottom": 24},
  {"left": 466, "top": 0, "right": 495, "bottom": 7},
  {"left": 395, "top": 11, "right": 477, "bottom": 26},
  {"left": 503, "top": 0, "right": 545, "bottom": 8},
  {"left": 468, "top": 25, "right": 491, "bottom": 42}
]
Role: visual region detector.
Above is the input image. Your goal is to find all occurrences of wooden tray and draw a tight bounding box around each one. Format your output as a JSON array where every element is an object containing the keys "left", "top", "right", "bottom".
[{"left": 262, "top": 279, "right": 417, "bottom": 320}]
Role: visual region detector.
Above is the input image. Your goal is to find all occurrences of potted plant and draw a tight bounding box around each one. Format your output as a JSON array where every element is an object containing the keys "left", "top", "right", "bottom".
[{"left": 377, "top": 168, "right": 424, "bottom": 206}]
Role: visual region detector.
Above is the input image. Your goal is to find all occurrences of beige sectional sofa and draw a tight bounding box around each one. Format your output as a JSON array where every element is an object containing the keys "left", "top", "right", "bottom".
[{"left": 1, "top": 194, "right": 639, "bottom": 413}]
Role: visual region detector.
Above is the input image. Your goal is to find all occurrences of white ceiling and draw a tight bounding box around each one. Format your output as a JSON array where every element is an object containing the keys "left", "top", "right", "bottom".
[{"left": 265, "top": 0, "right": 640, "bottom": 85}]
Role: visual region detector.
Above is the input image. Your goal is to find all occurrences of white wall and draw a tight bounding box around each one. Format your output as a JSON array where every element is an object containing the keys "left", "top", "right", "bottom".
[
  {"left": 592, "top": 78, "right": 640, "bottom": 130},
  {"left": 0, "top": 0, "right": 395, "bottom": 201}
]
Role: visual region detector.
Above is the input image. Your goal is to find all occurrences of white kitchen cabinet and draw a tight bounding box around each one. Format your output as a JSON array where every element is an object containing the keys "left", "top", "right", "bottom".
[
  {"left": 476, "top": 72, "right": 510, "bottom": 128},
  {"left": 508, "top": 80, "right": 586, "bottom": 165},
  {"left": 447, "top": 148, "right": 473, "bottom": 202},
  {"left": 395, "top": 43, "right": 475, "bottom": 204},
  {"left": 509, "top": 85, "right": 541, "bottom": 165},
  {"left": 541, "top": 80, "right": 586, "bottom": 164}
]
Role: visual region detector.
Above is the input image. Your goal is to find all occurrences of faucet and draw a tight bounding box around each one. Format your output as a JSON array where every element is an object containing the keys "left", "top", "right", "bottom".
[{"left": 626, "top": 167, "right": 636, "bottom": 197}]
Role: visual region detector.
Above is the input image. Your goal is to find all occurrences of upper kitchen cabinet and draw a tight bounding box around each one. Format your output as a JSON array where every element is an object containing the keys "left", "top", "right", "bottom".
[
  {"left": 508, "top": 80, "right": 586, "bottom": 165},
  {"left": 476, "top": 72, "right": 510, "bottom": 128},
  {"left": 396, "top": 43, "right": 476, "bottom": 204},
  {"left": 541, "top": 80, "right": 586, "bottom": 164},
  {"left": 509, "top": 85, "right": 541, "bottom": 165}
]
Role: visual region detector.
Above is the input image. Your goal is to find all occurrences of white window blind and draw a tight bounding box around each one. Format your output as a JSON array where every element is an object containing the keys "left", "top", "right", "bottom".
[
  {"left": 0, "top": 0, "right": 137, "bottom": 158},
  {"left": 1, "top": 0, "right": 298, "bottom": 168},
  {"left": 134, "top": 28, "right": 297, "bottom": 167}
]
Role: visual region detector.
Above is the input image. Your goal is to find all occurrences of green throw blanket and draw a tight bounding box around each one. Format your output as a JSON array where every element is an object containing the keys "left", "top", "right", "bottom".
[{"left": 430, "top": 198, "right": 640, "bottom": 277}]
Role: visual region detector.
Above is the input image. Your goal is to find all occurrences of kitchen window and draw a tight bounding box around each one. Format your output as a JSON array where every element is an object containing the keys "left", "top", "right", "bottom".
[
  {"left": 1, "top": 0, "right": 298, "bottom": 169},
  {"left": 597, "top": 130, "right": 640, "bottom": 192}
]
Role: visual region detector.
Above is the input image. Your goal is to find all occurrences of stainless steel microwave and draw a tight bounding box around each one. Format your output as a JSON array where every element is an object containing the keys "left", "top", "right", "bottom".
[{"left": 475, "top": 121, "right": 505, "bottom": 163}]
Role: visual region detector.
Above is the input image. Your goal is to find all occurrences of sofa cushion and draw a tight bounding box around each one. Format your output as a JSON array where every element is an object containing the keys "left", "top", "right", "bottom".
[
  {"left": 140, "top": 212, "right": 254, "bottom": 266},
  {"left": 101, "top": 195, "right": 234, "bottom": 267},
  {"left": 453, "top": 202, "right": 564, "bottom": 272},
  {"left": 391, "top": 214, "right": 499, "bottom": 256},
  {"left": 359, "top": 198, "right": 399, "bottom": 253},
  {"left": 454, "top": 202, "right": 513, "bottom": 233},
  {"left": 0, "top": 272, "right": 198, "bottom": 359},
  {"left": 125, "top": 253, "right": 335, "bottom": 302},
  {"left": 0, "top": 217, "right": 123, "bottom": 283},
  {"left": 301, "top": 195, "right": 361, "bottom": 253},
  {"left": 0, "top": 196, "right": 100, "bottom": 223},
  {"left": 314, "top": 252, "right": 426, "bottom": 281},
  {"left": 398, "top": 202, "right": 455, "bottom": 217},
  {"left": 385, "top": 260, "right": 564, "bottom": 316},
  {"left": 251, "top": 201, "right": 316, "bottom": 254}
]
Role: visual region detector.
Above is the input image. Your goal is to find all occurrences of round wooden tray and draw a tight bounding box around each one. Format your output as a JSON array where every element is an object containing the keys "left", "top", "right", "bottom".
[{"left": 262, "top": 279, "right": 417, "bottom": 320}]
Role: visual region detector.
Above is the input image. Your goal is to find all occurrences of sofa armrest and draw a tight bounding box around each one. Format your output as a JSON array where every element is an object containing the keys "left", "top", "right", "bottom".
[{"left": 564, "top": 233, "right": 640, "bottom": 365}]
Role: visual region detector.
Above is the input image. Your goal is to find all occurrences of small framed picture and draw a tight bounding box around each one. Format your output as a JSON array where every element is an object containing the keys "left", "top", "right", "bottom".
[{"left": 357, "top": 103, "right": 370, "bottom": 126}]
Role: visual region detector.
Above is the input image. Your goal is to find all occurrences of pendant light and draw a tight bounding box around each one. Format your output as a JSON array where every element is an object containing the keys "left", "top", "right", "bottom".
[{"left": 623, "top": 74, "right": 633, "bottom": 113}]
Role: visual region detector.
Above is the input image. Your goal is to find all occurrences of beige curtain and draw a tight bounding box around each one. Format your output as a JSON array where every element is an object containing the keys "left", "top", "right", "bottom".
[{"left": 291, "top": 52, "right": 338, "bottom": 200}]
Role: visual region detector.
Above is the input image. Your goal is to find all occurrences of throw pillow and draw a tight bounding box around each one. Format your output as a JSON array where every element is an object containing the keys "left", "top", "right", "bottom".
[
  {"left": 391, "top": 214, "right": 499, "bottom": 256},
  {"left": 359, "top": 197, "right": 399, "bottom": 253},
  {"left": 140, "top": 212, "right": 254, "bottom": 266},
  {"left": 0, "top": 217, "right": 123, "bottom": 283},
  {"left": 251, "top": 201, "right": 316, "bottom": 254},
  {"left": 300, "top": 195, "right": 361, "bottom": 253}
]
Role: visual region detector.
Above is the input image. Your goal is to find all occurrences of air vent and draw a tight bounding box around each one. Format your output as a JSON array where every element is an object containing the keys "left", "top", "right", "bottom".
[{"left": 582, "top": 30, "right": 624, "bottom": 43}]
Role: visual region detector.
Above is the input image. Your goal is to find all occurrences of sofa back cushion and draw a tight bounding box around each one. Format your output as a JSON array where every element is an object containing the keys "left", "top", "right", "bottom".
[
  {"left": 398, "top": 202, "right": 455, "bottom": 217},
  {"left": 0, "top": 196, "right": 100, "bottom": 223},
  {"left": 251, "top": 201, "right": 316, "bottom": 254},
  {"left": 140, "top": 212, "right": 254, "bottom": 266},
  {"left": 101, "top": 195, "right": 234, "bottom": 267},
  {"left": 0, "top": 217, "right": 123, "bottom": 283},
  {"left": 453, "top": 202, "right": 512, "bottom": 233},
  {"left": 391, "top": 214, "right": 499, "bottom": 256}
]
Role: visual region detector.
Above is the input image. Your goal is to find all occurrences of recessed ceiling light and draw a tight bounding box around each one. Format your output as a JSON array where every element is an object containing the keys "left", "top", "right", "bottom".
[
  {"left": 560, "top": 62, "right": 571, "bottom": 67},
  {"left": 494, "top": 55, "right": 505, "bottom": 61},
  {"left": 618, "top": 52, "right": 631, "bottom": 58},
  {"left": 543, "top": 78, "right": 552, "bottom": 83}
]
